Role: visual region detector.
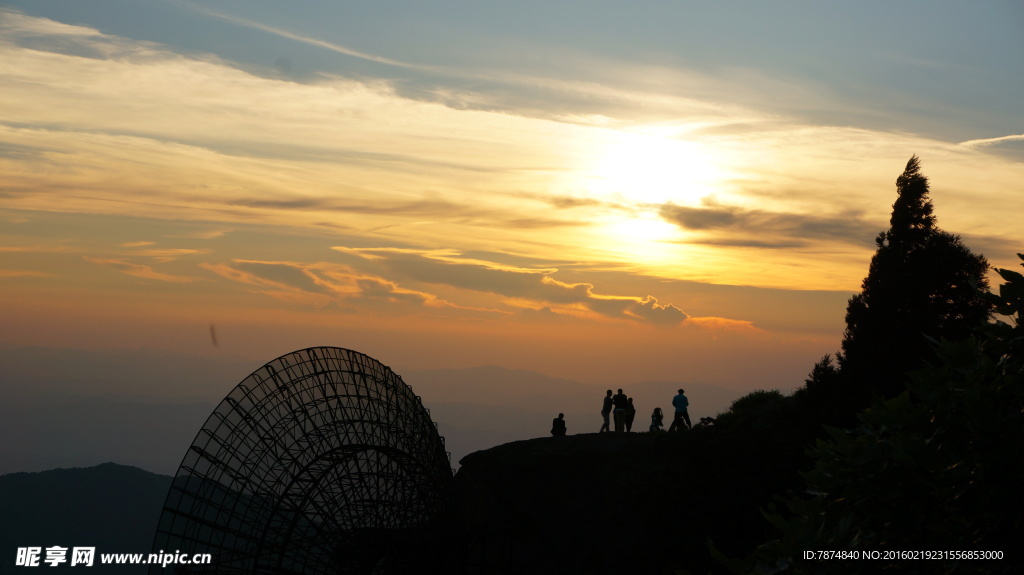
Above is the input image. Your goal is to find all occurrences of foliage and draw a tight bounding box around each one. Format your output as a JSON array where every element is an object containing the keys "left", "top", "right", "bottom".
[
  {"left": 839, "top": 156, "right": 992, "bottom": 402},
  {"left": 713, "top": 389, "right": 793, "bottom": 431},
  {"left": 738, "top": 254, "right": 1024, "bottom": 574},
  {"left": 803, "top": 354, "right": 841, "bottom": 389},
  {"left": 793, "top": 354, "right": 858, "bottom": 427},
  {"left": 729, "top": 389, "right": 787, "bottom": 413}
]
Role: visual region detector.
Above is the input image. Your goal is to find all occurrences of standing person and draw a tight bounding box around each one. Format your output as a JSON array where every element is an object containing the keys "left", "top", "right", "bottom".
[
  {"left": 649, "top": 407, "right": 664, "bottom": 432},
  {"left": 600, "top": 390, "right": 613, "bottom": 433},
  {"left": 625, "top": 398, "right": 637, "bottom": 432},
  {"left": 551, "top": 413, "right": 567, "bottom": 436},
  {"left": 612, "top": 388, "right": 629, "bottom": 432},
  {"left": 668, "top": 388, "right": 692, "bottom": 431}
]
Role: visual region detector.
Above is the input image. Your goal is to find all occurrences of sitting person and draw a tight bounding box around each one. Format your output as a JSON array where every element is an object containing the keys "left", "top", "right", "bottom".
[
  {"left": 649, "top": 407, "right": 664, "bottom": 432},
  {"left": 551, "top": 413, "right": 567, "bottom": 436}
]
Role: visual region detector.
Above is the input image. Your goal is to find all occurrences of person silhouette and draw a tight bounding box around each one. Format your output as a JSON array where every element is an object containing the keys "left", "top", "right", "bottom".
[
  {"left": 649, "top": 407, "right": 664, "bottom": 432},
  {"left": 625, "top": 397, "right": 636, "bottom": 432},
  {"left": 668, "top": 388, "right": 691, "bottom": 431},
  {"left": 551, "top": 413, "right": 567, "bottom": 436},
  {"left": 600, "top": 390, "right": 613, "bottom": 433},
  {"left": 612, "top": 388, "right": 628, "bottom": 432}
]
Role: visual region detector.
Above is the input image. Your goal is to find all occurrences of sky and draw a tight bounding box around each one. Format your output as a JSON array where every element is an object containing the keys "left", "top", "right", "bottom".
[{"left": 2, "top": 0, "right": 1024, "bottom": 395}]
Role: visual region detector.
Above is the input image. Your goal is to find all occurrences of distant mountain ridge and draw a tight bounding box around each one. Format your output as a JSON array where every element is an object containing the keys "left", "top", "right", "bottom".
[
  {"left": 0, "top": 463, "right": 172, "bottom": 574},
  {"left": 1, "top": 346, "right": 751, "bottom": 475},
  {"left": 407, "top": 364, "right": 739, "bottom": 414},
  {"left": 0, "top": 396, "right": 214, "bottom": 475}
]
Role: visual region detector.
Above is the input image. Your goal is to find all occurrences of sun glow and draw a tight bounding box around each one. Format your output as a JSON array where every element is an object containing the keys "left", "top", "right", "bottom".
[
  {"left": 584, "top": 129, "right": 722, "bottom": 206},
  {"left": 587, "top": 214, "right": 684, "bottom": 267}
]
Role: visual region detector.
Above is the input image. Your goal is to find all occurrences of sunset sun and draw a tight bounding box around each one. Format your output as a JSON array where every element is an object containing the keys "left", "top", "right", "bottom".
[{"left": 585, "top": 129, "right": 722, "bottom": 206}]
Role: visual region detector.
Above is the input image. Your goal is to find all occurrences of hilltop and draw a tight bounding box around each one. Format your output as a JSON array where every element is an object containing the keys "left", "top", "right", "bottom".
[
  {"left": 445, "top": 401, "right": 819, "bottom": 575},
  {"left": 408, "top": 364, "right": 743, "bottom": 467}
]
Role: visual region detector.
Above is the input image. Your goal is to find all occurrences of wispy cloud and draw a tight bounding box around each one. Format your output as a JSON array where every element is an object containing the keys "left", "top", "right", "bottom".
[
  {"left": 129, "top": 248, "right": 210, "bottom": 263},
  {"left": 201, "top": 259, "right": 507, "bottom": 315},
  {"left": 958, "top": 134, "right": 1024, "bottom": 148},
  {"left": 170, "top": 230, "right": 232, "bottom": 240},
  {"left": 336, "top": 247, "right": 689, "bottom": 324},
  {"left": 0, "top": 9, "right": 102, "bottom": 39},
  {"left": 200, "top": 248, "right": 693, "bottom": 324},
  {"left": 659, "top": 200, "right": 879, "bottom": 248},
  {"left": 180, "top": 2, "right": 431, "bottom": 72},
  {"left": 84, "top": 257, "right": 200, "bottom": 283},
  {"left": 0, "top": 245, "right": 78, "bottom": 254},
  {"left": 687, "top": 316, "right": 764, "bottom": 334},
  {"left": 0, "top": 269, "right": 51, "bottom": 279}
]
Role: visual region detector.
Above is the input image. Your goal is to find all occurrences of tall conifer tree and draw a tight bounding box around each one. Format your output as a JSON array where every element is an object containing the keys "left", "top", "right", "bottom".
[{"left": 838, "top": 156, "right": 991, "bottom": 401}]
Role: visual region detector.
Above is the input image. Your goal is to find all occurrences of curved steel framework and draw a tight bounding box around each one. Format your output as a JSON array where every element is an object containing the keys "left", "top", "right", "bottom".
[{"left": 151, "top": 347, "right": 452, "bottom": 574}]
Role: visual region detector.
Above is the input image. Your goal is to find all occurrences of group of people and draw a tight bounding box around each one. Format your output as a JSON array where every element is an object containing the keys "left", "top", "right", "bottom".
[
  {"left": 550, "top": 388, "right": 692, "bottom": 436},
  {"left": 598, "top": 389, "right": 638, "bottom": 433}
]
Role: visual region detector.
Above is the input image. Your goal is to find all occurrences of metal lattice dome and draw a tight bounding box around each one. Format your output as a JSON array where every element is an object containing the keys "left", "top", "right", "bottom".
[{"left": 150, "top": 347, "right": 452, "bottom": 574}]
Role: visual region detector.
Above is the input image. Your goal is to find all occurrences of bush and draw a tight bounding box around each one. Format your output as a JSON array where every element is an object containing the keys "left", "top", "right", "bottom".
[{"left": 728, "top": 389, "right": 786, "bottom": 414}]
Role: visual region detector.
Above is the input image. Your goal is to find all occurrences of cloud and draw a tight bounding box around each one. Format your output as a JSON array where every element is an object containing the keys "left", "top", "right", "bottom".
[
  {"left": 129, "top": 248, "right": 210, "bottom": 263},
  {"left": 229, "top": 260, "right": 332, "bottom": 295},
  {"left": 545, "top": 195, "right": 604, "bottom": 209},
  {"left": 227, "top": 197, "right": 459, "bottom": 215},
  {"left": 182, "top": 2, "right": 431, "bottom": 72},
  {"left": 336, "top": 247, "right": 689, "bottom": 325},
  {"left": 201, "top": 259, "right": 506, "bottom": 315},
  {"left": 660, "top": 203, "right": 742, "bottom": 230},
  {"left": 3, "top": 9, "right": 1021, "bottom": 292},
  {"left": 0, "top": 269, "right": 51, "bottom": 279},
  {"left": 0, "top": 15, "right": 604, "bottom": 245},
  {"left": 84, "top": 257, "right": 200, "bottom": 283},
  {"left": 0, "top": 9, "right": 102, "bottom": 40},
  {"left": 587, "top": 293, "right": 689, "bottom": 325},
  {"left": 170, "top": 230, "right": 232, "bottom": 240},
  {"left": 958, "top": 134, "right": 1024, "bottom": 148},
  {"left": 659, "top": 200, "right": 879, "bottom": 248},
  {"left": 0, "top": 245, "right": 77, "bottom": 254},
  {"left": 226, "top": 196, "right": 585, "bottom": 230},
  {"left": 200, "top": 261, "right": 349, "bottom": 308},
  {"left": 686, "top": 316, "right": 765, "bottom": 334}
]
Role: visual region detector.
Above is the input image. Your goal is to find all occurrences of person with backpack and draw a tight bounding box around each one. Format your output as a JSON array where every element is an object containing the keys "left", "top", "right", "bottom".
[{"left": 668, "top": 389, "right": 691, "bottom": 431}]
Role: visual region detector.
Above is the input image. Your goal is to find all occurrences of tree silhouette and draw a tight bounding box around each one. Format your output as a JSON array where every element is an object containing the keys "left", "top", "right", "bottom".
[
  {"left": 739, "top": 254, "right": 1024, "bottom": 575},
  {"left": 838, "top": 156, "right": 991, "bottom": 402}
]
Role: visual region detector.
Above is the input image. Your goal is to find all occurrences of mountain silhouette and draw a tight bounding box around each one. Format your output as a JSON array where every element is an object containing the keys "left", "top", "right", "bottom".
[{"left": 0, "top": 463, "right": 171, "bottom": 573}]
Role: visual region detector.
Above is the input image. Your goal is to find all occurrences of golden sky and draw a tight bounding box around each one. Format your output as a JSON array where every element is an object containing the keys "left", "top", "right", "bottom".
[{"left": 2, "top": 4, "right": 1023, "bottom": 390}]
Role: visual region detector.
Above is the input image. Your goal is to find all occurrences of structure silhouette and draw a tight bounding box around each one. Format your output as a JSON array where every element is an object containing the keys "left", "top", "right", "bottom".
[{"left": 150, "top": 347, "right": 452, "bottom": 574}]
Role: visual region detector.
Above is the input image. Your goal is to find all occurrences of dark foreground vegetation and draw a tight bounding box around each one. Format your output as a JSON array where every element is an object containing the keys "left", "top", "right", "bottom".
[{"left": 434, "top": 157, "right": 1024, "bottom": 574}]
